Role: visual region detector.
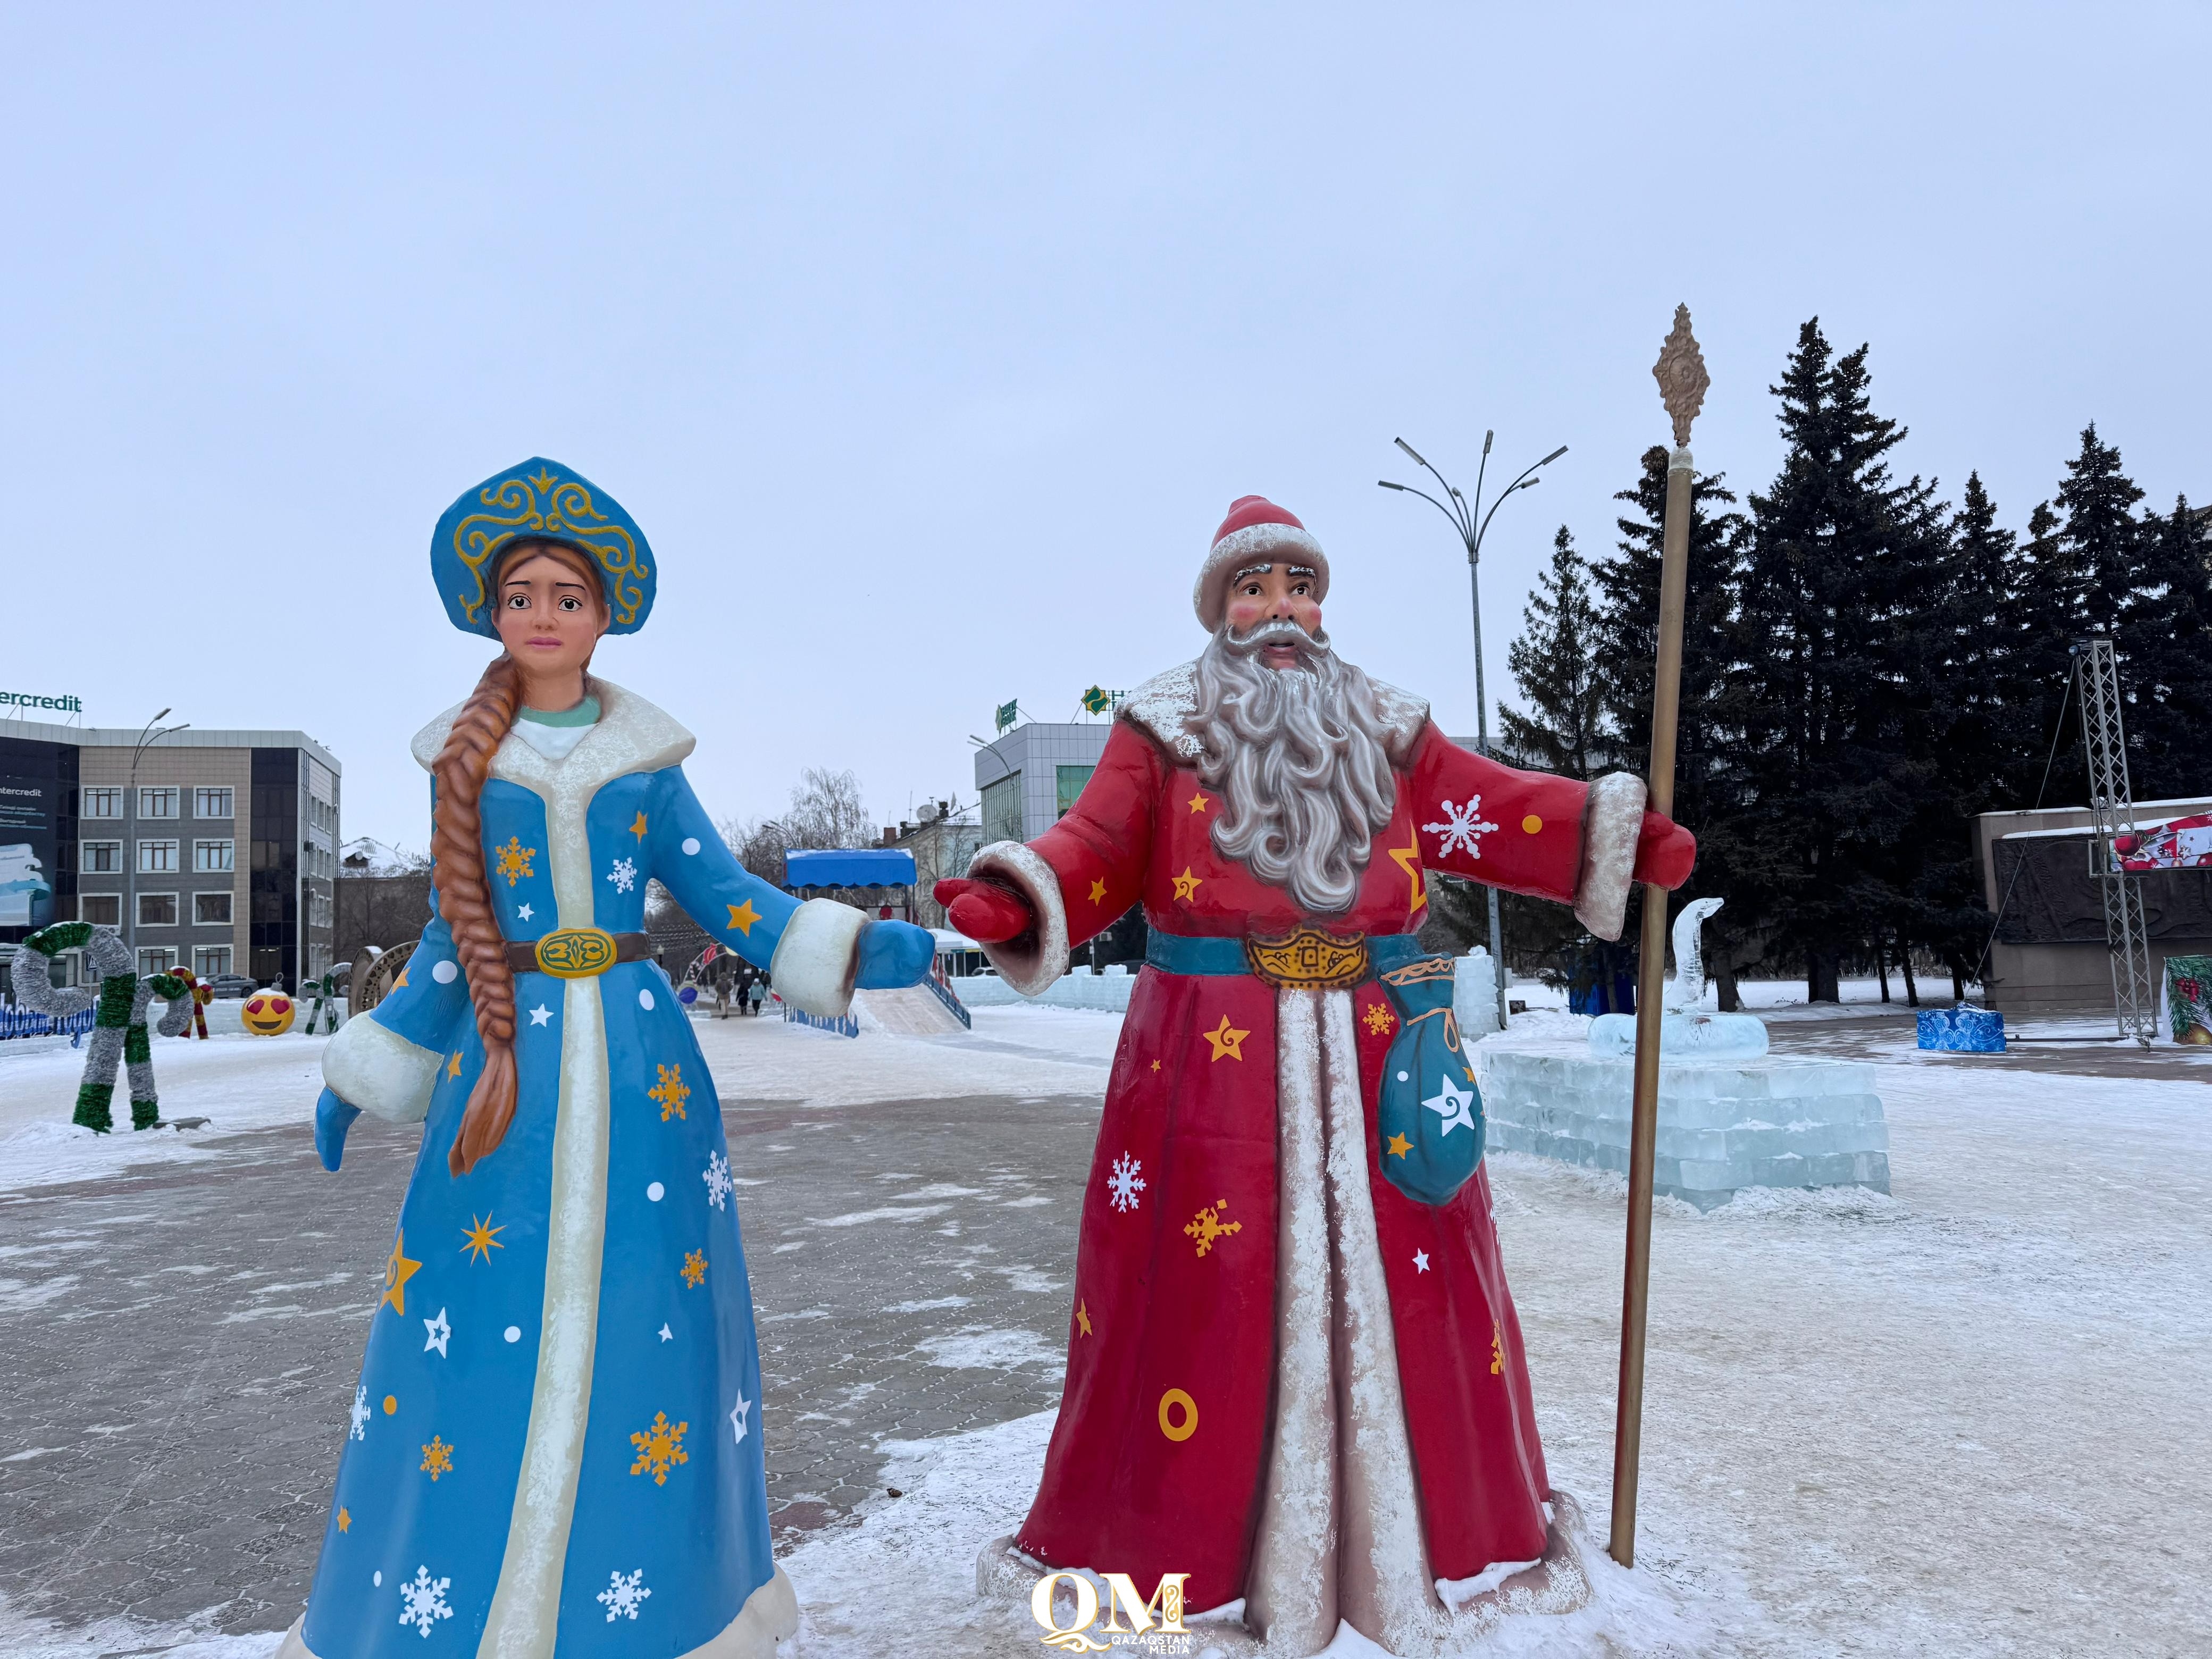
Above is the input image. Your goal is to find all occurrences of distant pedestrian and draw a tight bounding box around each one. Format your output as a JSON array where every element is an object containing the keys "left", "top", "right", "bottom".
[{"left": 749, "top": 975, "right": 767, "bottom": 1016}]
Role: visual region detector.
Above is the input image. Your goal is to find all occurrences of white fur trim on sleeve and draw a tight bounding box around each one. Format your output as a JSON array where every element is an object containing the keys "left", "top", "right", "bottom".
[
  {"left": 965, "top": 840, "right": 1069, "bottom": 998},
  {"left": 322, "top": 1012, "right": 443, "bottom": 1125},
  {"left": 1574, "top": 773, "right": 1648, "bottom": 942},
  {"left": 769, "top": 898, "right": 867, "bottom": 1019}
]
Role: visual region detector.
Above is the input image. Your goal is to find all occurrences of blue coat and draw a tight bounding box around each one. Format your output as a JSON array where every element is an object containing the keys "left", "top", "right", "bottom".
[{"left": 290, "top": 683, "right": 860, "bottom": 1659}]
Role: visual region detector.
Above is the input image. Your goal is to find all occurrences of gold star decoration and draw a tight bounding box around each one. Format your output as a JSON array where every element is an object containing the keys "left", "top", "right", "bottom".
[
  {"left": 1187, "top": 790, "right": 1211, "bottom": 814},
  {"left": 338, "top": 1506, "right": 351, "bottom": 1532},
  {"left": 648, "top": 1062, "right": 691, "bottom": 1121},
  {"left": 1203, "top": 1015, "right": 1249, "bottom": 1062},
  {"left": 1088, "top": 877, "right": 1108, "bottom": 904},
  {"left": 1172, "top": 866, "right": 1204, "bottom": 901},
  {"left": 1387, "top": 836, "right": 1426, "bottom": 911},
  {"left": 493, "top": 836, "right": 536, "bottom": 886},
  {"left": 630, "top": 811, "right": 649, "bottom": 840},
  {"left": 1363, "top": 1003, "right": 1396, "bottom": 1037},
  {"left": 1076, "top": 1300, "right": 1093, "bottom": 1337},
  {"left": 447, "top": 1051, "right": 462, "bottom": 1078},
  {"left": 680, "top": 1249, "right": 708, "bottom": 1287},
  {"left": 462, "top": 1213, "right": 506, "bottom": 1263},
  {"left": 1183, "top": 1199, "right": 1243, "bottom": 1258},
  {"left": 420, "top": 1435, "right": 455, "bottom": 1482},
  {"left": 1386, "top": 1132, "right": 1412, "bottom": 1159},
  {"left": 1150, "top": 1059, "right": 1161, "bottom": 1073},
  {"left": 381, "top": 1231, "right": 421, "bottom": 1316},
  {"left": 726, "top": 900, "right": 760, "bottom": 935},
  {"left": 629, "top": 1411, "right": 689, "bottom": 1484},
  {"left": 392, "top": 965, "right": 409, "bottom": 988}
]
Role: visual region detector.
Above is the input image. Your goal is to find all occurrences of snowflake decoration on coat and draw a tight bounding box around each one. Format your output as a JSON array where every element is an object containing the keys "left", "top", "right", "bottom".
[
  {"left": 608, "top": 856, "right": 639, "bottom": 894},
  {"left": 1362, "top": 1003, "right": 1396, "bottom": 1037},
  {"left": 1423, "top": 797, "right": 1500, "bottom": 860},
  {"left": 648, "top": 1062, "right": 690, "bottom": 1121},
  {"left": 629, "top": 1411, "right": 690, "bottom": 1484},
  {"left": 703, "top": 1151, "right": 732, "bottom": 1211},
  {"left": 398, "top": 1566, "right": 453, "bottom": 1637},
  {"left": 1183, "top": 1198, "right": 1243, "bottom": 1258},
  {"left": 493, "top": 837, "right": 535, "bottom": 886},
  {"left": 597, "top": 1568, "right": 652, "bottom": 1622},
  {"left": 349, "top": 1384, "right": 370, "bottom": 1440},
  {"left": 1107, "top": 1153, "right": 1145, "bottom": 1213},
  {"left": 681, "top": 1249, "right": 708, "bottom": 1287},
  {"left": 420, "top": 1435, "right": 454, "bottom": 1481}
]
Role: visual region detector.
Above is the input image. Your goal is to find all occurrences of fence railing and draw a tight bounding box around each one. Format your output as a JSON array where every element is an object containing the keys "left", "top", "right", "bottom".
[
  {"left": 0, "top": 1006, "right": 97, "bottom": 1044},
  {"left": 921, "top": 966, "right": 973, "bottom": 1029},
  {"left": 780, "top": 1000, "right": 859, "bottom": 1039}
]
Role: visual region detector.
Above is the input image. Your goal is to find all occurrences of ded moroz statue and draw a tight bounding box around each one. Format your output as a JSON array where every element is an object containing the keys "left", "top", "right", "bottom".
[{"left": 938, "top": 495, "right": 1696, "bottom": 1655}]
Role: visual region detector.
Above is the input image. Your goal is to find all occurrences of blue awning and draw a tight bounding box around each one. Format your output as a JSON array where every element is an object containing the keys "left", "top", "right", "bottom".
[{"left": 784, "top": 848, "right": 916, "bottom": 888}]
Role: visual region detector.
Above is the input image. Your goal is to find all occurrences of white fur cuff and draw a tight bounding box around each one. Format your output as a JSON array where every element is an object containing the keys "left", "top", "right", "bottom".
[
  {"left": 1574, "top": 773, "right": 1648, "bottom": 942},
  {"left": 323, "top": 1013, "right": 442, "bottom": 1125},
  {"left": 769, "top": 898, "right": 867, "bottom": 1019},
  {"left": 966, "top": 840, "right": 1069, "bottom": 998}
]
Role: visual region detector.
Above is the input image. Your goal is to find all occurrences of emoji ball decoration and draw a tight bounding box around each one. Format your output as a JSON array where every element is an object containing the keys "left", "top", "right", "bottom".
[{"left": 241, "top": 990, "right": 296, "bottom": 1036}]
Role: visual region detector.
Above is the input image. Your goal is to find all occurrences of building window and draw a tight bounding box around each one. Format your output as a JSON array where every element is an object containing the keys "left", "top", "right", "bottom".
[
  {"left": 194, "top": 892, "right": 233, "bottom": 925},
  {"left": 81, "top": 841, "right": 122, "bottom": 874},
  {"left": 981, "top": 774, "right": 1023, "bottom": 845},
  {"left": 195, "top": 787, "right": 234, "bottom": 819},
  {"left": 139, "top": 787, "right": 180, "bottom": 819},
  {"left": 193, "top": 945, "right": 232, "bottom": 978},
  {"left": 139, "top": 893, "right": 178, "bottom": 927},
  {"left": 194, "top": 839, "right": 235, "bottom": 872},
  {"left": 80, "top": 894, "right": 121, "bottom": 927},
  {"left": 138, "top": 947, "right": 176, "bottom": 976},
  {"left": 1055, "top": 765, "right": 1096, "bottom": 818},
  {"left": 138, "top": 839, "right": 180, "bottom": 873},
  {"left": 82, "top": 787, "right": 121, "bottom": 818}
]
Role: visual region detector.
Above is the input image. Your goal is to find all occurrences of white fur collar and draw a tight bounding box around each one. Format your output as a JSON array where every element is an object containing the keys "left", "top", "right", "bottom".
[
  {"left": 410, "top": 676, "right": 696, "bottom": 796},
  {"left": 1118, "top": 658, "right": 1431, "bottom": 767}
]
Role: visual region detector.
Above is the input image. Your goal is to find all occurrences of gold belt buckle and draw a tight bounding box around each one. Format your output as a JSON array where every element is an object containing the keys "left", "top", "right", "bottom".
[
  {"left": 1244, "top": 926, "right": 1370, "bottom": 989},
  {"left": 535, "top": 927, "right": 618, "bottom": 978}
]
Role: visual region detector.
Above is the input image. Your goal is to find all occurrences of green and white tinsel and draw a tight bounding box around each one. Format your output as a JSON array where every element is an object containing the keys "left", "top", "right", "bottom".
[{"left": 15, "top": 922, "right": 192, "bottom": 1132}]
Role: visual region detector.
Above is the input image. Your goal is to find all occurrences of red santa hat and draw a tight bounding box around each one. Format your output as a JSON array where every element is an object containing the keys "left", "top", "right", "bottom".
[{"left": 1193, "top": 496, "right": 1329, "bottom": 631}]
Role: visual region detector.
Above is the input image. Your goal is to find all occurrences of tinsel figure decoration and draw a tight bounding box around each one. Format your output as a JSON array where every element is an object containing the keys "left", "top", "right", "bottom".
[{"left": 13, "top": 921, "right": 192, "bottom": 1130}]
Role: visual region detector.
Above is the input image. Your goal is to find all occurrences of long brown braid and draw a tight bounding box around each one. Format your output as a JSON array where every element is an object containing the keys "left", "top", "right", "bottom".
[{"left": 433, "top": 540, "right": 605, "bottom": 1176}]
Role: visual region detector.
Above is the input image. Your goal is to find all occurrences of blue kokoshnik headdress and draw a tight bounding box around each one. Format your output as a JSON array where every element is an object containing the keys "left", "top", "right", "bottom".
[{"left": 431, "top": 457, "right": 656, "bottom": 638}]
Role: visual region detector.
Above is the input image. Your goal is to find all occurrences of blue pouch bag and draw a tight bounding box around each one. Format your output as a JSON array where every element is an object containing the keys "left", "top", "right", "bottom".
[{"left": 1373, "top": 953, "right": 1484, "bottom": 1205}]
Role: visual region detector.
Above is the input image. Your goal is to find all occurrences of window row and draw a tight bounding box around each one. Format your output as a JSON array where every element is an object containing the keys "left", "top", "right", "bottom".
[
  {"left": 79, "top": 786, "right": 236, "bottom": 820},
  {"left": 79, "top": 892, "right": 234, "bottom": 928},
  {"left": 131, "top": 946, "right": 234, "bottom": 978},
  {"left": 81, "top": 839, "right": 235, "bottom": 873}
]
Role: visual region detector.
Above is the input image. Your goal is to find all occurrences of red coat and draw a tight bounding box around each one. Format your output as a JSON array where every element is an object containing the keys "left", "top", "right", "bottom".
[{"left": 970, "top": 675, "right": 1637, "bottom": 1619}]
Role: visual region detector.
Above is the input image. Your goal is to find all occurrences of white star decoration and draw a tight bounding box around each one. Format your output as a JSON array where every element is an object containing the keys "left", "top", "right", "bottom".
[
  {"left": 1413, "top": 1250, "right": 1431, "bottom": 1273},
  {"left": 423, "top": 1307, "right": 451, "bottom": 1357},
  {"left": 1422, "top": 1074, "right": 1478, "bottom": 1137},
  {"left": 730, "top": 1392, "right": 751, "bottom": 1446},
  {"left": 349, "top": 1384, "right": 370, "bottom": 1440},
  {"left": 516, "top": 902, "right": 534, "bottom": 921},
  {"left": 658, "top": 1323, "right": 673, "bottom": 1342},
  {"left": 608, "top": 856, "right": 638, "bottom": 894},
  {"left": 1423, "top": 797, "right": 1501, "bottom": 860},
  {"left": 529, "top": 1004, "right": 553, "bottom": 1027}
]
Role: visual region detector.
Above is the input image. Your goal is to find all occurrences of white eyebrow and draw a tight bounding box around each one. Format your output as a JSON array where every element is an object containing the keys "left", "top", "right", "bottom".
[
  {"left": 1232, "top": 563, "right": 1273, "bottom": 583},
  {"left": 1285, "top": 565, "right": 1317, "bottom": 579}
]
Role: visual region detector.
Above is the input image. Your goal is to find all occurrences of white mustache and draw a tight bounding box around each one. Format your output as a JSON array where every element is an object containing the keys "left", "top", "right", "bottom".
[{"left": 1222, "top": 618, "right": 1330, "bottom": 656}]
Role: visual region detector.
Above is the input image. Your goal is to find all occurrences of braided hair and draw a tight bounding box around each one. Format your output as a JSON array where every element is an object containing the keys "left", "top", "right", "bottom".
[{"left": 432, "top": 540, "right": 605, "bottom": 1175}]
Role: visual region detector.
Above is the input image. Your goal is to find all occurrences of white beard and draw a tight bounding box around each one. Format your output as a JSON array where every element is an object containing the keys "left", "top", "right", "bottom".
[{"left": 1188, "top": 622, "right": 1399, "bottom": 917}]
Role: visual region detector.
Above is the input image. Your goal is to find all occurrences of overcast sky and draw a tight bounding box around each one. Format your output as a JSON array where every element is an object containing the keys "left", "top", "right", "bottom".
[{"left": 5, "top": 5, "right": 2206, "bottom": 849}]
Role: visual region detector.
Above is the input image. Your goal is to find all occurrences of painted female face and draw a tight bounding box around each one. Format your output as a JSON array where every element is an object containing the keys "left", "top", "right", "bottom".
[{"left": 493, "top": 549, "right": 608, "bottom": 684}]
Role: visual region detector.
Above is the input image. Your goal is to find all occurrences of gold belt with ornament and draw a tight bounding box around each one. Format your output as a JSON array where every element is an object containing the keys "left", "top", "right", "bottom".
[{"left": 502, "top": 928, "right": 655, "bottom": 978}]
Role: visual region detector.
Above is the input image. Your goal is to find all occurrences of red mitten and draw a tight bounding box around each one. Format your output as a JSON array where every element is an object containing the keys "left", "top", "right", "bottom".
[
  {"left": 1633, "top": 811, "right": 1696, "bottom": 890},
  {"left": 933, "top": 877, "right": 1033, "bottom": 943}
]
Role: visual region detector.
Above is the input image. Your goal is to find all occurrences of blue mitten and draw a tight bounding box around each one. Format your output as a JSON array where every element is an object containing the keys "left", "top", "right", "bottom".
[
  {"left": 855, "top": 919, "right": 936, "bottom": 988},
  {"left": 315, "top": 1087, "right": 362, "bottom": 1172}
]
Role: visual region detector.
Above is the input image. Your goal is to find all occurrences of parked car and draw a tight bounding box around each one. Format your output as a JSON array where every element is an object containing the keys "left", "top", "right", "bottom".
[{"left": 203, "top": 974, "right": 258, "bottom": 999}]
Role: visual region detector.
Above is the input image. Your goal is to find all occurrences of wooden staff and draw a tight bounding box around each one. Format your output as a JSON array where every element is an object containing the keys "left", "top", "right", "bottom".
[{"left": 1609, "top": 304, "right": 1708, "bottom": 1569}]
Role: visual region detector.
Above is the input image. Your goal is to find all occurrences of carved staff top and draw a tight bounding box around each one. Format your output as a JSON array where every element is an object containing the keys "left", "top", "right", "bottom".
[{"left": 1653, "top": 304, "right": 1708, "bottom": 448}]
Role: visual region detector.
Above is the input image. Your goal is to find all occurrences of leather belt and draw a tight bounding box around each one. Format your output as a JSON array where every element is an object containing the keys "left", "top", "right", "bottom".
[{"left": 502, "top": 928, "right": 653, "bottom": 978}]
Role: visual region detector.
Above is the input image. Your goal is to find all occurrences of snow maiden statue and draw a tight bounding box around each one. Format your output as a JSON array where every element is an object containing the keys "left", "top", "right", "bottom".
[
  {"left": 281, "top": 459, "right": 933, "bottom": 1659},
  {"left": 939, "top": 497, "right": 1695, "bottom": 1656}
]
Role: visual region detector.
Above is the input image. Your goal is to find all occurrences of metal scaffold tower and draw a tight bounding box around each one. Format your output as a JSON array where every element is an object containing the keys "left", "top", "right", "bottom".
[{"left": 2074, "top": 635, "right": 2156, "bottom": 1044}]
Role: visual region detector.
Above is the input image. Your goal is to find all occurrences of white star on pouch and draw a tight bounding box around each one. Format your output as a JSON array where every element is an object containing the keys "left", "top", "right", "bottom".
[
  {"left": 516, "top": 902, "right": 533, "bottom": 921},
  {"left": 1413, "top": 1251, "right": 1431, "bottom": 1273},
  {"left": 659, "top": 1323, "right": 673, "bottom": 1342},
  {"left": 1421, "top": 1075, "right": 1477, "bottom": 1137},
  {"left": 529, "top": 1005, "right": 553, "bottom": 1027},
  {"left": 731, "top": 1392, "right": 751, "bottom": 1445},
  {"left": 424, "top": 1306, "right": 451, "bottom": 1356}
]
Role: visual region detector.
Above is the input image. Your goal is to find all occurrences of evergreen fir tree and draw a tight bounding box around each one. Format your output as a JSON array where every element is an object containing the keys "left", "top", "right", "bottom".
[
  {"left": 1499, "top": 526, "right": 1606, "bottom": 780},
  {"left": 2120, "top": 496, "right": 2212, "bottom": 800},
  {"left": 2054, "top": 422, "right": 2145, "bottom": 629},
  {"left": 2005, "top": 497, "right": 2085, "bottom": 807}
]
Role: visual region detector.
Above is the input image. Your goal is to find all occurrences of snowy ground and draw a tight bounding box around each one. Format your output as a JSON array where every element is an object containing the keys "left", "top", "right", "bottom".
[{"left": 1, "top": 1002, "right": 2206, "bottom": 1656}]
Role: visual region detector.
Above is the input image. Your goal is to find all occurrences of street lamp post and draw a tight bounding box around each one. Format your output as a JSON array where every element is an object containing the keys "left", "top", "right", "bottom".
[
  {"left": 1381, "top": 433, "right": 1568, "bottom": 1029},
  {"left": 123, "top": 709, "right": 190, "bottom": 973}
]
